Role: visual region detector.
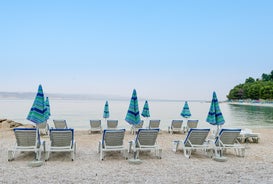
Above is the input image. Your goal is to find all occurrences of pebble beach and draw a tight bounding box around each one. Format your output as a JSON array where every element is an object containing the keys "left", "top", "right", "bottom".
[{"left": 1, "top": 127, "right": 273, "bottom": 184}]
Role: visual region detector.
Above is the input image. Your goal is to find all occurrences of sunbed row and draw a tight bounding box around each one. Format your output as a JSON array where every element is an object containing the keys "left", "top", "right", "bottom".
[
  {"left": 37, "top": 119, "right": 200, "bottom": 136},
  {"left": 7, "top": 127, "right": 246, "bottom": 162}
]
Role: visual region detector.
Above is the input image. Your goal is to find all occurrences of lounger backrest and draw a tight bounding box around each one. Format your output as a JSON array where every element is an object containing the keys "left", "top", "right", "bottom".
[
  {"left": 107, "top": 120, "right": 118, "bottom": 129},
  {"left": 184, "top": 128, "right": 210, "bottom": 146},
  {"left": 215, "top": 129, "right": 241, "bottom": 146},
  {"left": 136, "top": 128, "right": 160, "bottom": 146},
  {"left": 14, "top": 128, "right": 40, "bottom": 147},
  {"left": 102, "top": 129, "right": 125, "bottom": 147},
  {"left": 90, "top": 120, "right": 101, "bottom": 128},
  {"left": 53, "top": 119, "right": 68, "bottom": 129},
  {"left": 172, "top": 120, "right": 183, "bottom": 128},
  {"left": 36, "top": 122, "right": 47, "bottom": 129},
  {"left": 187, "top": 120, "right": 199, "bottom": 129},
  {"left": 149, "top": 120, "right": 160, "bottom": 129},
  {"left": 134, "top": 120, "right": 144, "bottom": 128},
  {"left": 50, "top": 128, "right": 74, "bottom": 147}
]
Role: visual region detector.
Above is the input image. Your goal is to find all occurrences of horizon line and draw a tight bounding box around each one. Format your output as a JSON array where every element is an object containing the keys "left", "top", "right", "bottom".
[{"left": 0, "top": 91, "right": 212, "bottom": 102}]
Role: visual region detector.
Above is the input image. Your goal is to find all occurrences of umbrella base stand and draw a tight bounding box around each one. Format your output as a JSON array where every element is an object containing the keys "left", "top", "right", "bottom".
[
  {"left": 28, "top": 160, "right": 43, "bottom": 167},
  {"left": 128, "top": 158, "right": 142, "bottom": 164},
  {"left": 128, "top": 151, "right": 142, "bottom": 164},
  {"left": 213, "top": 156, "right": 227, "bottom": 162}
]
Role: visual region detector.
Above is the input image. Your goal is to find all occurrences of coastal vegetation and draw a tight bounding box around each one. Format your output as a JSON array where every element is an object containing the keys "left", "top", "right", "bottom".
[{"left": 227, "top": 70, "right": 273, "bottom": 100}]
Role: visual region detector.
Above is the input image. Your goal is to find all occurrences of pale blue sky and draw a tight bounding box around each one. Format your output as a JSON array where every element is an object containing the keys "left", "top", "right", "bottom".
[{"left": 1, "top": 0, "right": 272, "bottom": 100}]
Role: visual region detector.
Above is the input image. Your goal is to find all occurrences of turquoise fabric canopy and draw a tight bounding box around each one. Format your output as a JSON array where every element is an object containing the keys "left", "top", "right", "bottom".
[
  {"left": 141, "top": 100, "right": 150, "bottom": 118},
  {"left": 206, "top": 91, "right": 225, "bottom": 126},
  {"left": 125, "top": 89, "right": 141, "bottom": 125},
  {"left": 103, "top": 101, "right": 110, "bottom": 119},
  {"left": 181, "top": 101, "right": 191, "bottom": 118},
  {"left": 27, "top": 85, "right": 47, "bottom": 124},
  {"left": 44, "top": 96, "right": 51, "bottom": 121}
]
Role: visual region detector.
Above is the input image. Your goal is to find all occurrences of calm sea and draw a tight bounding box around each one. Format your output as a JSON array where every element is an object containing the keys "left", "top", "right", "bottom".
[{"left": 1, "top": 99, "right": 273, "bottom": 130}]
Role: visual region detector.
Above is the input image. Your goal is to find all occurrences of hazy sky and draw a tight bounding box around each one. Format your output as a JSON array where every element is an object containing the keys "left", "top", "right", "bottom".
[{"left": 1, "top": 1, "right": 272, "bottom": 100}]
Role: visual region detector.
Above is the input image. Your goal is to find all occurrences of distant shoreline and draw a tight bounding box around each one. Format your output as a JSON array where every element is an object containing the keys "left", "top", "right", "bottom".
[{"left": 228, "top": 102, "right": 273, "bottom": 107}]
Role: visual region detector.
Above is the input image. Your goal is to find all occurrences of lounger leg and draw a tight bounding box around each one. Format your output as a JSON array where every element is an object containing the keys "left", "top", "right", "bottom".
[
  {"left": 99, "top": 143, "right": 104, "bottom": 160},
  {"left": 8, "top": 150, "right": 15, "bottom": 161},
  {"left": 133, "top": 149, "right": 139, "bottom": 159},
  {"left": 157, "top": 148, "right": 162, "bottom": 159},
  {"left": 128, "top": 141, "right": 133, "bottom": 153},
  {"left": 123, "top": 149, "right": 128, "bottom": 159},
  {"left": 173, "top": 141, "right": 180, "bottom": 152},
  {"left": 236, "top": 147, "right": 245, "bottom": 157},
  {"left": 98, "top": 142, "right": 101, "bottom": 153},
  {"left": 45, "top": 151, "right": 50, "bottom": 161},
  {"left": 71, "top": 142, "right": 76, "bottom": 161},
  {"left": 100, "top": 150, "right": 104, "bottom": 160},
  {"left": 71, "top": 151, "right": 74, "bottom": 161},
  {"left": 36, "top": 150, "right": 41, "bottom": 160},
  {"left": 184, "top": 148, "right": 191, "bottom": 159}
]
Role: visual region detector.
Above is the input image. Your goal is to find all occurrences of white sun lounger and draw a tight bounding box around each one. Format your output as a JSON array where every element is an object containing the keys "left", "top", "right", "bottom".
[
  {"left": 8, "top": 128, "right": 45, "bottom": 161},
  {"left": 89, "top": 120, "right": 102, "bottom": 134},
  {"left": 129, "top": 128, "right": 162, "bottom": 159},
  {"left": 168, "top": 120, "right": 183, "bottom": 134},
  {"left": 173, "top": 128, "right": 211, "bottom": 158},
  {"left": 45, "top": 128, "right": 76, "bottom": 161},
  {"left": 53, "top": 119, "right": 68, "bottom": 129},
  {"left": 183, "top": 120, "right": 199, "bottom": 132},
  {"left": 130, "top": 120, "right": 144, "bottom": 134},
  {"left": 36, "top": 122, "right": 49, "bottom": 135},
  {"left": 214, "top": 128, "right": 245, "bottom": 157},
  {"left": 148, "top": 120, "right": 160, "bottom": 129},
  {"left": 106, "top": 120, "right": 118, "bottom": 129},
  {"left": 98, "top": 129, "right": 127, "bottom": 160}
]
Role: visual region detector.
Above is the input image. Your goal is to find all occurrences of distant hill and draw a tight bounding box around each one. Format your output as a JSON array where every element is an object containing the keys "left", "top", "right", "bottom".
[
  {"left": 0, "top": 92, "right": 127, "bottom": 101},
  {"left": 0, "top": 92, "right": 205, "bottom": 102}
]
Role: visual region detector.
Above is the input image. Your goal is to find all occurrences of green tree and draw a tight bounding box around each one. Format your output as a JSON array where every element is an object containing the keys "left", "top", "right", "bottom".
[
  {"left": 248, "top": 85, "right": 260, "bottom": 100},
  {"left": 260, "top": 86, "right": 273, "bottom": 99},
  {"left": 245, "top": 77, "right": 255, "bottom": 83},
  {"left": 227, "top": 71, "right": 273, "bottom": 100},
  {"left": 262, "top": 73, "right": 271, "bottom": 81}
]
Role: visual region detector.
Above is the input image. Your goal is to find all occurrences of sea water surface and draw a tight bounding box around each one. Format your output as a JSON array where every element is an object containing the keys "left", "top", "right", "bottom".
[{"left": 0, "top": 99, "right": 273, "bottom": 130}]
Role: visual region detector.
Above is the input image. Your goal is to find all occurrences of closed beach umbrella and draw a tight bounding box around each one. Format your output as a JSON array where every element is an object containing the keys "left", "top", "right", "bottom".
[
  {"left": 103, "top": 101, "right": 110, "bottom": 119},
  {"left": 27, "top": 85, "right": 47, "bottom": 124},
  {"left": 141, "top": 100, "right": 150, "bottom": 118},
  {"left": 44, "top": 97, "right": 51, "bottom": 121},
  {"left": 206, "top": 91, "right": 225, "bottom": 134},
  {"left": 181, "top": 101, "right": 191, "bottom": 118},
  {"left": 125, "top": 89, "right": 141, "bottom": 125}
]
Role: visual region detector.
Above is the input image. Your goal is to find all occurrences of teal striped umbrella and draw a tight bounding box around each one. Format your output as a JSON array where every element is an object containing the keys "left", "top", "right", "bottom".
[
  {"left": 206, "top": 91, "right": 225, "bottom": 134},
  {"left": 27, "top": 85, "right": 47, "bottom": 124},
  {"left": 44, "top": 97, "right": 51, "bottom": 121},
  {"left": 141, "top": 100, "right": 150, "bottom": 118},
  {"left": 125, "top": 89, "right": 141, "bottom": 125},
  {"left": 181, "top": 101, "right": 191, "bottom": 118},
  {"left": 103, "top": 101, "right": 110, "bottom": 119}
]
